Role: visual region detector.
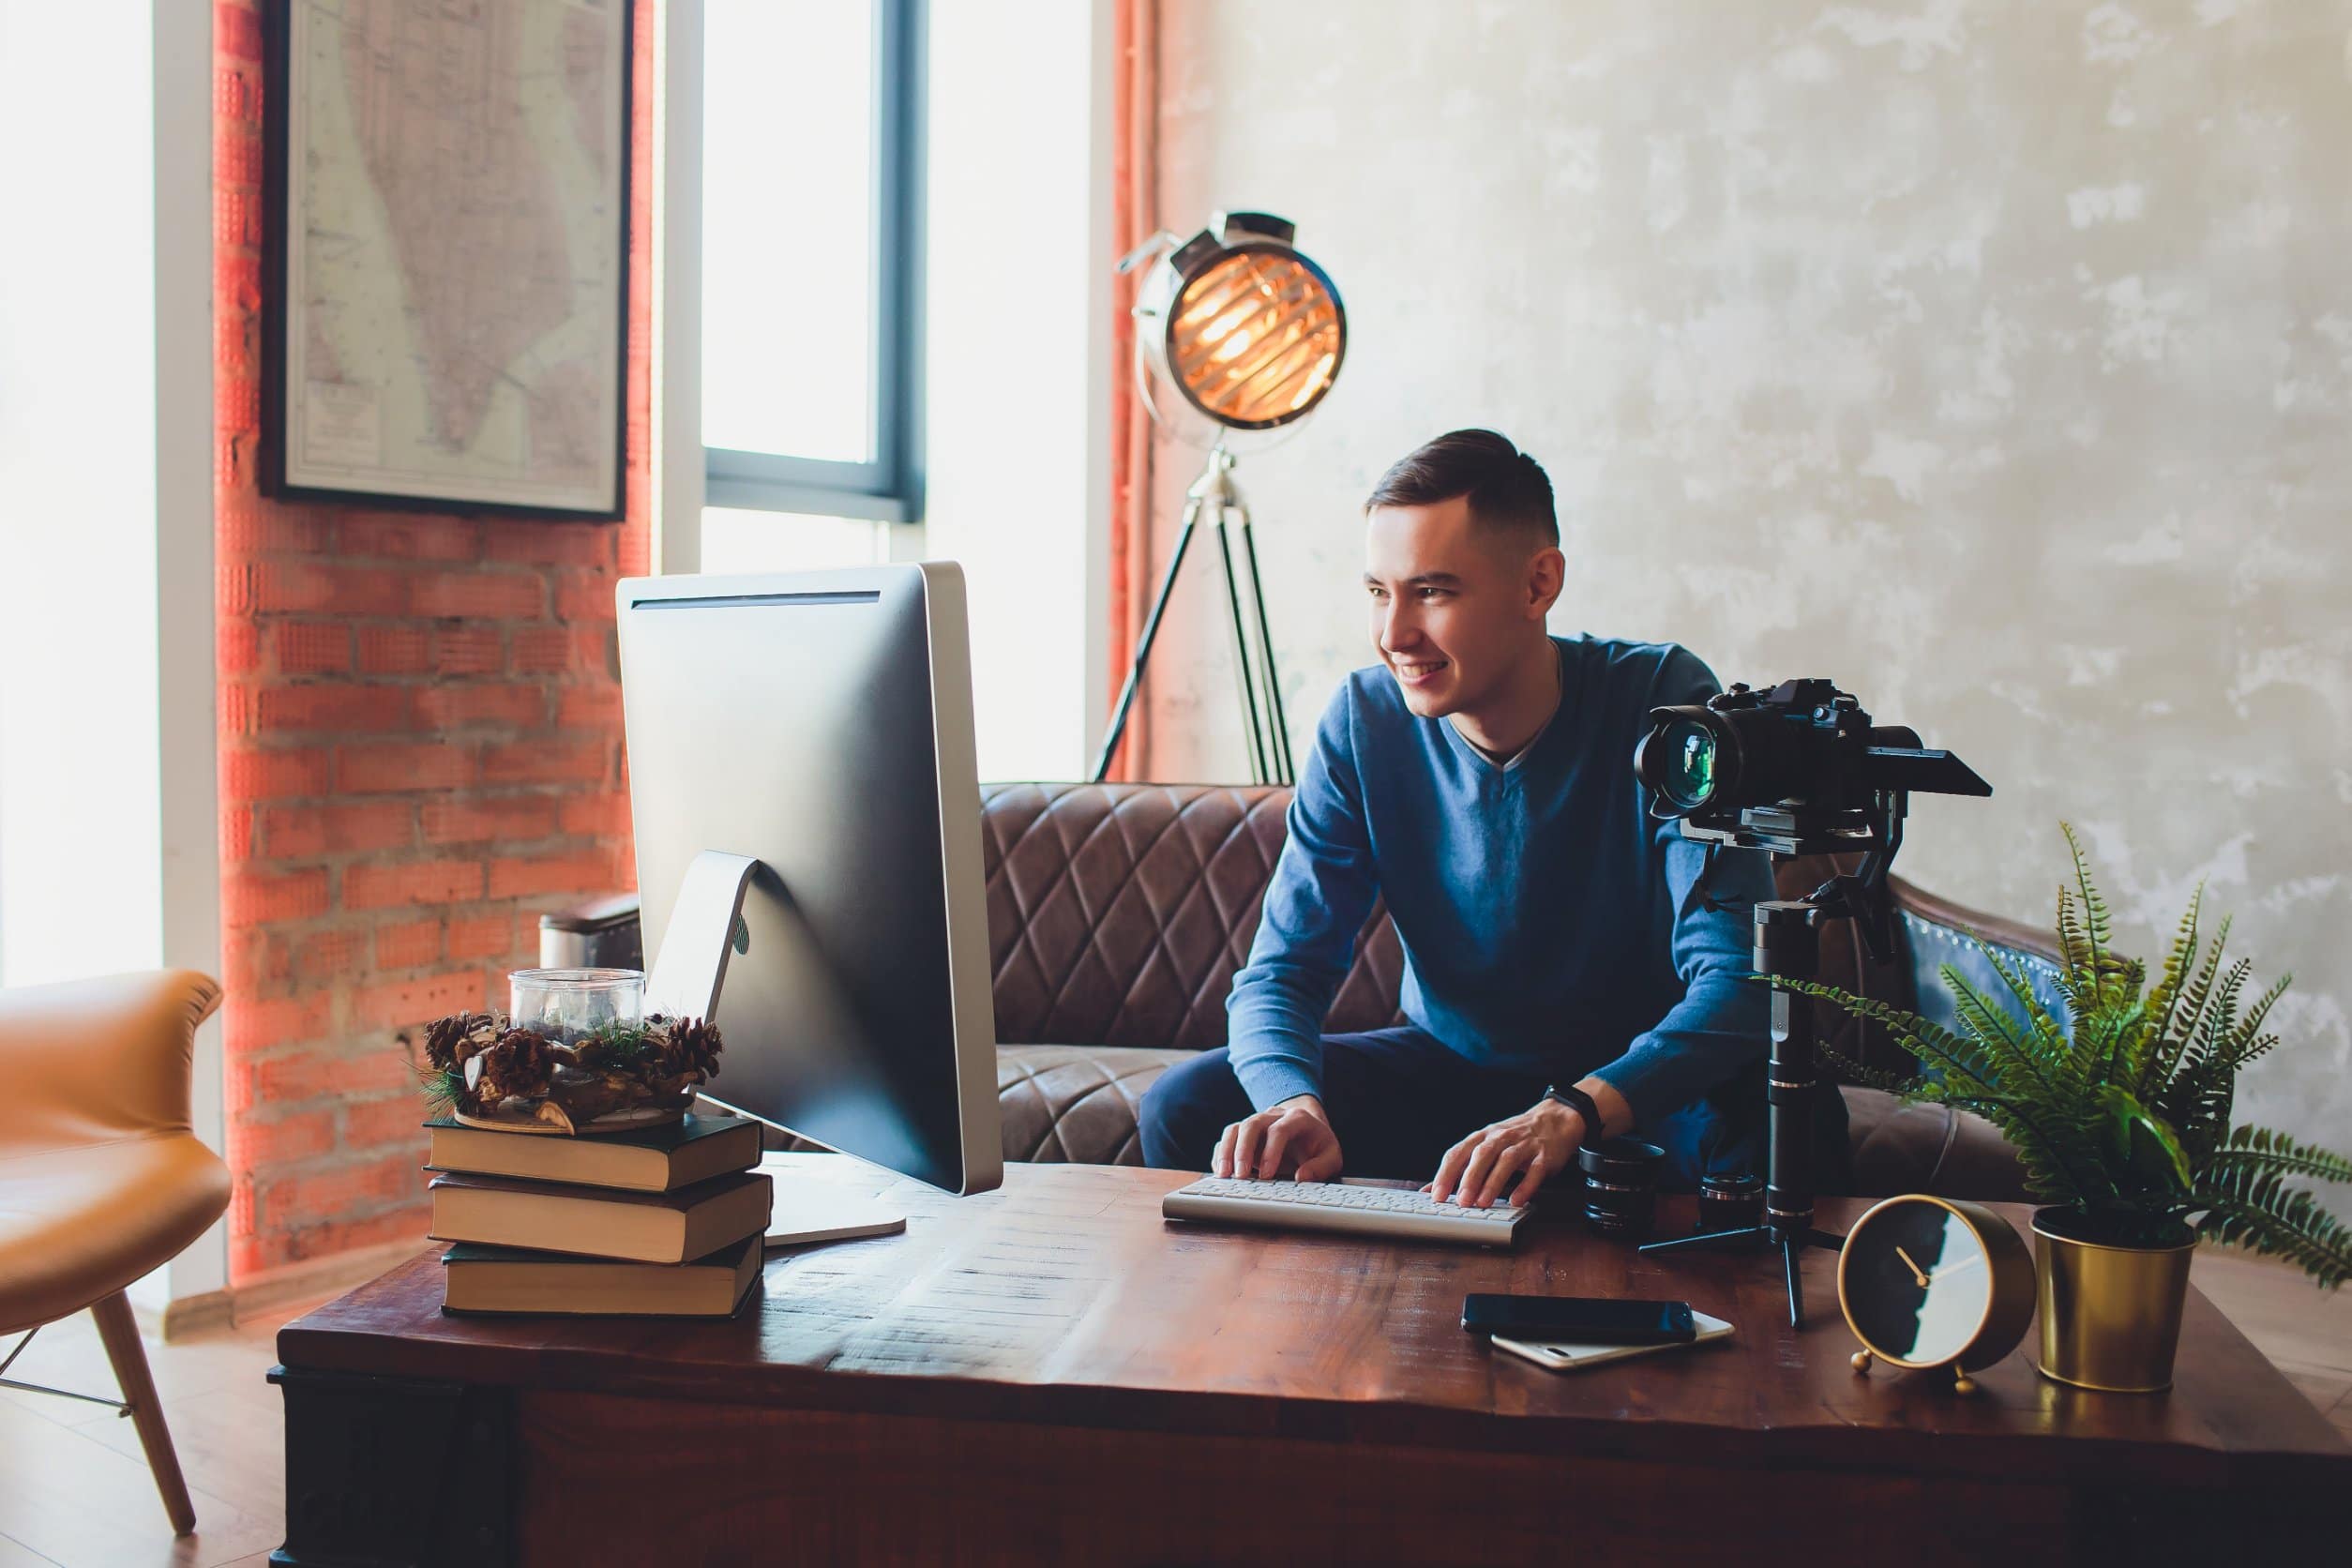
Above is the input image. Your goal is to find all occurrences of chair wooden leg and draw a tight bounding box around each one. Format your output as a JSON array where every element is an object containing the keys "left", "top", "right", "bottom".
[{"left": 88, "top": 1290, "right": 197, "bottom": 1535}]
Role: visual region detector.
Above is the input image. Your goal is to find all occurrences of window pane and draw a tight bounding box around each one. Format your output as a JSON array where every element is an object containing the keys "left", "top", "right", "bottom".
[
  {"left": 700, "top": 508, "right": 889, "bottom": 573},
  {"left": 702, "top": 0, "right": 876, "bottom": 463}
]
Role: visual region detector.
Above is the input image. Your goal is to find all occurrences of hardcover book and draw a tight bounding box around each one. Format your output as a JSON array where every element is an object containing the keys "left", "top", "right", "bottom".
[
  {"left": 427, "top": 1168, "right": 773, "bottom": 1264},
  {"left": 440, "top": 1236, "right": 763, "bottom": 1318},
  {"left": 422, "top": 1112, "right": 761, "bottom": 1193}
]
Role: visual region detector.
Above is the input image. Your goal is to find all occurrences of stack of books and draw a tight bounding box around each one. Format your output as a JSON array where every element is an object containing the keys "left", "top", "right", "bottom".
[{"left": 425, "top": 1111, "right": 773, "bottom": 1318}]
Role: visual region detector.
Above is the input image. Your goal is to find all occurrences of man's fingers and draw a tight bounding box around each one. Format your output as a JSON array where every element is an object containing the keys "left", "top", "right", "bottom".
[
  {"left": 1294, "top": 1139, "right": 1343, "bottom": 1184},
  {"left": 1513, "top": 1146, "right": 1552, "bottom": 1207},
  {"left": 1473, "top": 1141, "right": 1534, "bottom": 1209},
  {"left": 1212, "top": 1122, "right": 1239, "bottom": 1178},
  {"left": 1457, "top": 1136, "right": 1505, "bottom": 1208},
  {"left": 1258, "top": 1119, "right": 1296, "bottom": 1180},
  {"left": 1231, "top": 1116, "right": 1266, "bottom": 1179},
  {"left": 1428, "top": 1136, "right": 1475, "bottom": 1204}
]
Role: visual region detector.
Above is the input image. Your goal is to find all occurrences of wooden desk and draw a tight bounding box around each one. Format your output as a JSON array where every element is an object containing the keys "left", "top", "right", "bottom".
[{"left": 273, "top": 1158, "right": 2347, "bottom": 1565}]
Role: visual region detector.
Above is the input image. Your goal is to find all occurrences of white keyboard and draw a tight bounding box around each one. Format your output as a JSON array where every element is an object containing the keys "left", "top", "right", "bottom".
[{"left": 1161, "top": 1177, "right": 1527, "bottom": 1247}]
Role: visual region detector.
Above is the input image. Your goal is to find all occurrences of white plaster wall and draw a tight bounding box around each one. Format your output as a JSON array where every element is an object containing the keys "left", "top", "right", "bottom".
[{"left": 1145, "top": 1, "right": 2352, "bottom": 1186}]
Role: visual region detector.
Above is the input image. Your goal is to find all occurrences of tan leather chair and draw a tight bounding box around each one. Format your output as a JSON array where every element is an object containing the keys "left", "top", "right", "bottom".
[{"left": 0, "top": 970, "right": 229, "bottom": 1535}]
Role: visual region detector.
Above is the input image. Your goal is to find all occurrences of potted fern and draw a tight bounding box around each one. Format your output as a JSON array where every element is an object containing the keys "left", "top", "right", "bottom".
[{"left": 1783, "top": 826, "right": 2352, "bottom": 1393}]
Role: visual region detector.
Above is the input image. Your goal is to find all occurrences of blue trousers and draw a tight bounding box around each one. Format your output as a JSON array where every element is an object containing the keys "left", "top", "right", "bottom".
[{"left": 1138, "top": 1026, "right": 1839, "bottom": 1195}]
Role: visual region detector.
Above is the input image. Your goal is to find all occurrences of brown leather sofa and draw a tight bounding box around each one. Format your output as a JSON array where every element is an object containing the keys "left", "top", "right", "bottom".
[
  {"left": 981, "top": 783, "right": 2036, "bottom": 1199},
  {"left": 611, "top": 781, "right": 2045, "bottom": 1199}
]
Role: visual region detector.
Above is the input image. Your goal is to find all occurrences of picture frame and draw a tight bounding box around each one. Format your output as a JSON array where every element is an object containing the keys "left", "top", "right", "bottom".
[{"left": 261, "top": 0, "right": 634, "bottom": 520}]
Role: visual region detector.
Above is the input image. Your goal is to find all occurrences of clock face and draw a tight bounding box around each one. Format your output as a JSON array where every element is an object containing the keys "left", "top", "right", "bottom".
[{"left": 1845, "top": 1201, "right": 1993, "bottom": 1366}]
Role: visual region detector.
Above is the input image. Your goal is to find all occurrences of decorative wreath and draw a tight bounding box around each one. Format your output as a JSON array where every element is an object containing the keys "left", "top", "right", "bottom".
[{"left": 418, "top": 1010, "right": 724, "bottom": 1135}]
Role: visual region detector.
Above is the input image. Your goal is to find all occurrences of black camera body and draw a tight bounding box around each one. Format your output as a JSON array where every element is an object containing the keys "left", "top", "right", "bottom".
[{"left": 1634, "top": 677, "right": 1988, "bottom": 852}]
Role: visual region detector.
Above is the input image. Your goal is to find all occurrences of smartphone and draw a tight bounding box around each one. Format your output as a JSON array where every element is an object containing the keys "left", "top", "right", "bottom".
[{"left": 1460, "top": 1293, "right": 1698, "bottom": 1346}]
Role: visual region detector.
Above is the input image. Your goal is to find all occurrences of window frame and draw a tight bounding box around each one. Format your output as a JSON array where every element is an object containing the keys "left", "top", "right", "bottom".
[{"left": 702, "top": 0, "right": 926, "bottom": 525}]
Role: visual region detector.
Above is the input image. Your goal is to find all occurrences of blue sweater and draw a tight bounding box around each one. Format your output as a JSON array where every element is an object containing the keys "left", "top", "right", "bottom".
[{"left": 1225, "top": 635, "right": 1776, "bottom": 1129}]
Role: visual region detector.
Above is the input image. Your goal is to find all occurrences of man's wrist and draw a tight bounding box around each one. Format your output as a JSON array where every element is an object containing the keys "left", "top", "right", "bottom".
[
  {"left": 1541, "top": 1083, "right": 1606, "bottom": 1145},
  {"left": 1273, "top": 1093, "right": 1327, "bottom": 1121}
]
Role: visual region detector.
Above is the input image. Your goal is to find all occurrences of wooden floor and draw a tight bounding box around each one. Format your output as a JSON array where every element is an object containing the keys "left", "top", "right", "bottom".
[{"left": 1, "top": 1245, "right": 2346, "bottom": 1567}]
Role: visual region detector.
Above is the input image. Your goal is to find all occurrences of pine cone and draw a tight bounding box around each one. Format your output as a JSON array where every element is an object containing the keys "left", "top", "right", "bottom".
[
  {"left": 466, "top": 1029, "right": 556, "bottom": 1107},
  {"left": 662, "top": 1018, "right": 724, "bottom": 1080},
  {"left": 423, "top": 1010, "right": 502, "bottom": 1072}
]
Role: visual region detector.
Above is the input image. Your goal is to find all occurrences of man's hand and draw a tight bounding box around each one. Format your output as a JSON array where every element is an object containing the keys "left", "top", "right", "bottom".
[
  {"left": 1213, "top": 1094, "right": 1343, "bottom": 1183},
  {"left": 1427, "top": 1098, "right": 1588, "bottom": 1209}
]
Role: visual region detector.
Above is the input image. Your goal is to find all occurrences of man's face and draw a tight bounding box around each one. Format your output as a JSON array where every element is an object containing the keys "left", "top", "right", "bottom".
[{"left": 1364, "top": 497, "right": 1559, "bottom": 718}]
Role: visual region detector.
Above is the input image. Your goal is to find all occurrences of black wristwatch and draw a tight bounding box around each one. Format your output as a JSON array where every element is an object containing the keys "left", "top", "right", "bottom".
[{"left": 1542, "top": 1083, "right": 1606, "bottom": 1141}]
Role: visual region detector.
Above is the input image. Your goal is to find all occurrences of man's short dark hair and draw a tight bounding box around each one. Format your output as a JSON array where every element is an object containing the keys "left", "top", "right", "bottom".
[{"left": 1364, "top": 429, "right": 1557, "bottom": 545}]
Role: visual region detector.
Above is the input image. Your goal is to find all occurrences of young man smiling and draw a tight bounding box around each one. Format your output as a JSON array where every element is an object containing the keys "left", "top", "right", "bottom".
[{"left": 1138, "top": 430, "right": 1844, "bottom": 1207}]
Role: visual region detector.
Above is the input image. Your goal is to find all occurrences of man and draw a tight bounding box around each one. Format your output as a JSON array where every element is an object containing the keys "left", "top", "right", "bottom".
[{"left": 1138, "top": 430, "right": 1843, "bottom": 1207}]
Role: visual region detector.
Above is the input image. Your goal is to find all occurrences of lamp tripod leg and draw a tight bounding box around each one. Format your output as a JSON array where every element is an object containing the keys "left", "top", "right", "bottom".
[
  {"left": 1234, "top": 515, "right": 1293, "bottom": 784},
  {"left": 1093, "top": 501, "right": 1203, "bottom": 782},
  {"left": 1213, "top": 513, "right": 1272, "bottom": 785}
]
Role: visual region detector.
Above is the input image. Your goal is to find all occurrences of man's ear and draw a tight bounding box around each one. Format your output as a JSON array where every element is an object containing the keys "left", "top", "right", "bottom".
[{"left": 1527, "top": 546, "right": 1565, "bottom": 620}]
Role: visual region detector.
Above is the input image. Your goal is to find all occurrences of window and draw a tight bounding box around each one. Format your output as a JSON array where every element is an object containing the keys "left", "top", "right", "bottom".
[{"left": 701, "top": 0, "right": 925, "bottom": 523}]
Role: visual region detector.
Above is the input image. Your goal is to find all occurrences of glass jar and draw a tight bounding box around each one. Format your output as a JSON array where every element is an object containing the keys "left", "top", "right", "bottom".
[{"left": 508, "top": 968, "right": 645, "bottom": 1045}]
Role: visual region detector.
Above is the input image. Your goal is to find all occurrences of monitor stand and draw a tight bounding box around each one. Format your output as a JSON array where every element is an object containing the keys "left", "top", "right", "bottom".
[{"left": 646, "top": 849, "right": 905, "bottom": 1238}]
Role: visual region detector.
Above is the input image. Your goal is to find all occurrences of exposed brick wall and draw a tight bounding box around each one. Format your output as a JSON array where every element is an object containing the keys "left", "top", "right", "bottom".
[{"left": 213, "top": 0, "right": 656, "bottom": 1280}]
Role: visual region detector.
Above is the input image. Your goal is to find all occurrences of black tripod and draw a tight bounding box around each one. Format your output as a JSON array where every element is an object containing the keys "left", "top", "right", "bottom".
[
  {"left": 1094, "top": 445, "right": 1293, "bottom": 785},
  {"left": 1638, "top": 797, "right": 1913, "bottom": 1330}
]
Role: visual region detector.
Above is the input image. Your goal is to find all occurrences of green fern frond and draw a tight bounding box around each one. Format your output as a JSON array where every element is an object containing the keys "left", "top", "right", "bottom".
[
  {"left": 2194, "top": 1168, "right": 2352, "bottom": 1289},
  {"left": 2060, "top": 822, "right": 2113, "bottom": 968},
  {"left": 2140, "top": 882, "right": 2201, "bottom": 1058},
  {"left": 2205, "top": 1125, "right": 2352, "bottom": 1185}
]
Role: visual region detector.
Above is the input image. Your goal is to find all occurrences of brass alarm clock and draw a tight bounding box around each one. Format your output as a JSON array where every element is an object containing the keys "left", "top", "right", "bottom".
[{"left": 1839, "top": 1195, "right": 2036, "bottom": 1395}]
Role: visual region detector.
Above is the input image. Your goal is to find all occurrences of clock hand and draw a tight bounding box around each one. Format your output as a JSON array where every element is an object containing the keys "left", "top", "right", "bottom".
[
  {"left": 1893, "top": 1244, "right": 1931, "bottom": 1289},
  {"left": 1926, "top": 1254, "right": 1983, "bottom": 1284}
]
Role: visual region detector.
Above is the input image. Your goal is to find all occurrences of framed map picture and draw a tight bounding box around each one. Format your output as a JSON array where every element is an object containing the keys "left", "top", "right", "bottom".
[{"left": 264, "top": 0, "right": 632, "bottom": 519}]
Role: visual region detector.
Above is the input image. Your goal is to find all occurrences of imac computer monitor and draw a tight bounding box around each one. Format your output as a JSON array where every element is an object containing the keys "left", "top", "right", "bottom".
[{"left": 615, "top": 565, "right": 1002, "bottom": 1196}]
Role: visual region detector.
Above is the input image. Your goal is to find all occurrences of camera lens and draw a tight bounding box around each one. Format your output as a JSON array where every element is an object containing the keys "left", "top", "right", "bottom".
[
  {"left": 1635, "top": 708, "right": 1733, "bottom": 816},
  {"left": 1577, "top": 1138, "right": 1666, "bottom": 1240}
]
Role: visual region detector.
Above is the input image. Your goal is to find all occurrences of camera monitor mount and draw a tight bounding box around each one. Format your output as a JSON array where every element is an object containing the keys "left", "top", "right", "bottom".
[{"left": 1632, "top": 680, "right": 1990, "bottom": 1329}]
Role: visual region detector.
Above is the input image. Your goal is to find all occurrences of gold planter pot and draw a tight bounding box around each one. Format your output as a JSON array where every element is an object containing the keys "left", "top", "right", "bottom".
[{"left": 2031, "top": 1208, "right": 2195, "bottom": 1394}]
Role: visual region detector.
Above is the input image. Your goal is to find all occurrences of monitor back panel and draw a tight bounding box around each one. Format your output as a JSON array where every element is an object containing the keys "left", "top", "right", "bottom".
[{"left": 617, "top": 566, "right": 995, "bottom": 1194}]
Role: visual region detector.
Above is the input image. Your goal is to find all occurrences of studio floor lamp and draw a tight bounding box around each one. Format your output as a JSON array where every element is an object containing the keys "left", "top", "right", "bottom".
[{"left": 1093, "top": 212, "right": 1347, "bottom": 786}]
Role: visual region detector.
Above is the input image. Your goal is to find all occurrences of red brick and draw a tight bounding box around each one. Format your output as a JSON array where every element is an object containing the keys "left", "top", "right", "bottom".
[
  {"left": 219, "top": 620, "right": 261, "bottom": 673},
  {"left": 344, "top": 859, "right": 484, "bottom": 910},
  {"left": 221, "top": 746, "right": 330, "bottom": 802},
  {"left": 246, "top": 1202, "right": 433, "bottom": 1274},
  {"left": 510, "top": 626, "right": 571, "bottom": 673},
  {"left": 253, "top": 560, "right": 408, "bottom": 615},
  {"left": 336, "top": 742, "right": 475, "bottom": 793},
  {"left": 221, "top": 804, "right": 255, "bottom": 862},
  {"left": 259, "top": 800, "right": 414, "bottom": 858},
  {"left": 258, "top": 683, "right": 414, "bottom": 733},
  {"left": 435, "top": 626, "right": 505, "bottom": 675},
  {"left": 617, "top": 528, "right": 652, "bottom": 577},
  {"left": 222, "top": 866, "right": 330, "bottom": 926},
  {"left": 448, "top": 912, "right": 520, "bottom": 961},
  {"left": 483, "top": 738, "right": 607, "bottom": 787},
  {"left": 558, "top": 792, "right": 632, "bottom": 839},
  {"left": 221, "top": 928, "right": 291, "bottom": 990},
  {"left": 223, "top": 992, "right": 333, "bottom": 1055},
  {"left": 258, "top": 1154, "right": 428, "bottom": 1234},
  {"left": 219, "top": 683, "right": 254, "bottom": 738},
  {"left": 413, "top": 570, "right": 544, "bottom": 620},
  {"left": 575, "top": 626, "right": 615, "bottom": 676},
  {"left": 556, "top": 683, "right": 622, "bottom": 731},
  {"left": 372, "top": 918, "right": 445, "bottom": 970},
  {"left": 219, "top": 3, "right": 265, "bottom": 62},
  {"left": 421, "top": 796, "right": 560, "bottom": 845},
  {"left": 484, "top": 520, "right": 614, "bottom": 567},
  {"left": 341, "top": 513, "right": 481, "bottom": 562},
  {"left": 224, "top": 1108, "right": 335, "bottom": 1169},
  {"left": 272, "top": 622, "right": 352, "bottom": 675},
  {"left": 489, "top": 848, "right": 619, "bottom": 900},
  {"left": 416, "top": 684, "right": 546, "bottom": 731},
  {"left": 216, "top": 61, "right": 263, "bottom": 129},
  {"left": 554, "top": 570, "right": 618, "bottom": 622},
  {"left": 343, "top": 1093, "right": 435, "bottom": 1153},
  {"left": 219, "top": 502, "right": 328, "bottom": 557},
  {"left": 357, "top": 625, "right": 431, "bottom": 675},
  {"left": 293, "top": 927, "right": 368, "bottom": 980},
  {"left": 351, "top": 969, "right": 485, "bottom": 1030},
  {"left": 251, "top": 1047, "right": 414, "bottom": 1106},
  {"left": 219, "top": 251, "right": 263, "bottom": 313}
]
